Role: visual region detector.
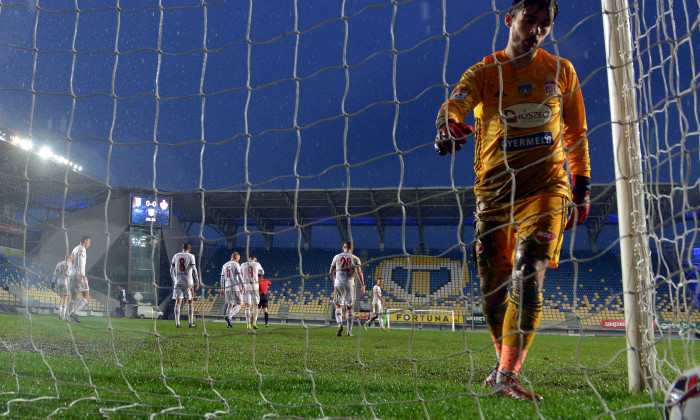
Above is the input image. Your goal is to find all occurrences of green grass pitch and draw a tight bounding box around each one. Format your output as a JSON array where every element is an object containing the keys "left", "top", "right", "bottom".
[{"left": 0, "top": 313, "right": 688, "bottom": 419}]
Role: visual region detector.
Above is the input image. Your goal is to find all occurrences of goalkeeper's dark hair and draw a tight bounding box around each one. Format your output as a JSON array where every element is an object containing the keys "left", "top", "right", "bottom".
[{"left": 511, "top": 0, "right": 559, "bottom": 21}]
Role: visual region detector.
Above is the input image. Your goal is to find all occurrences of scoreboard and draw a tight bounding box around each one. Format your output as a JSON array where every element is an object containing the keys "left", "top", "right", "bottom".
[{"left": 130, "top": 195, "right": 172, "bottom": 228}]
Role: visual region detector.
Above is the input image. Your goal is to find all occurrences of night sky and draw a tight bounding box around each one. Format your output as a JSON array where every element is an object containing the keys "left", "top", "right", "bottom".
[{"left": 0, "top": 0, "right": 697, "bottom": 194}]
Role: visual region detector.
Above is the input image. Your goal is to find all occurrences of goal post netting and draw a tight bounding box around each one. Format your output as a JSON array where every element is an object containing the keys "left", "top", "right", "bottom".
[{"left": 0, "top": 0, "right": 698, "bottom": 417}]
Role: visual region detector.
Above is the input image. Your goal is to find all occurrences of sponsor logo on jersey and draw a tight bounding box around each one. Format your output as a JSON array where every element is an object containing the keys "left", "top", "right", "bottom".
[
  {"left": 502, "top": 103, "right": 553, "bottom": 128},
  {"left": 544, "top": 77, "right": 557, "bottom": 96},
  {"left": 533, "top": 229, "right": 557, "bottom": 244},
  {"left": 451, "top": 87, "right": 471, "bottom": 100},
  {"left": 518, "top": 82, "right": 532, "bottom": 97},
  {"left": 499, "top": 132, "right": 553, "bottom": 151}
]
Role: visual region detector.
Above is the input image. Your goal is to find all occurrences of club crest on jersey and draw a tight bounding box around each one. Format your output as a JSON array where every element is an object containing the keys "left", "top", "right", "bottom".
[
  {"left": 518, "top": 83, "right": 532, "bottom": 97},
  {"left": 544, "top": 77, "right": 557, "bottom": 96},
  {"left": 451, "top": 87, "right": 471, "bottom": 100},
  {"left": 533, "top": 229, "right": 556, "bottom": 244}
]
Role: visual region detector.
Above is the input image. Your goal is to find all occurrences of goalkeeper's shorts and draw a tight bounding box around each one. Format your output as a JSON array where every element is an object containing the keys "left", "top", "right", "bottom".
[{"left": 473, "top": 194, "right": 568, "bottom": 269}]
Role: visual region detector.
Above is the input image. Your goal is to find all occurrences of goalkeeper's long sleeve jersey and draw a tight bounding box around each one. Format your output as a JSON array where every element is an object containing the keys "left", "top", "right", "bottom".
[{"left": 436, "top": 49, "right": 590, "bottom": 207}]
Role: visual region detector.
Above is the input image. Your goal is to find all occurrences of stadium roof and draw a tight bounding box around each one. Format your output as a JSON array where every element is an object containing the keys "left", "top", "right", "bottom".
[{"left": 2, "top": 137, "right": 698, "bottom": 253}]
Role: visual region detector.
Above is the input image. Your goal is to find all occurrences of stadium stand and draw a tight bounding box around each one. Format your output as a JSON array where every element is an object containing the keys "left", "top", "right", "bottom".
[{"left": 2, "top": 247, "right": 699, "bottom": 326}]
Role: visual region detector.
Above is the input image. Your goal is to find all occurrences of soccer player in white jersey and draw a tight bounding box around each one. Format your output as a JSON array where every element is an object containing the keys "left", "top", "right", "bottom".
[
  {"left": 170, "top": 243, "right": 199, "bottom": 328},
  {"left": 50, "top": 255, "right": 72, "bottom": 320},
  {"left": 239, "top": 256, "right": 264, "bottom": 329},
  {"left": 220, "top": 251, "right": 243, "bottom": 328},
  {"left": 364, "top": 277, "right": 387, "bottom": 331},
  {"left": 329, "top": 241, "right": 366, "bottom": 337},
  {"left": 68, "top": 236, "right": 91, "bottom": 323}
]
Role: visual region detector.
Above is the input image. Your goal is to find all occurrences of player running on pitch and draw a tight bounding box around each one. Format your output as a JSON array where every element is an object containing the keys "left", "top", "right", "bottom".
[
  {"left": 220, "top": 252, "right": 243, "bottom": 328},
  {"left": 50, "top": 255, "right": 72, "bottom": 320},
  {"left": 240, "top": 256, "right": 264, "bottom": 329},
  {"left": 364, "top": 277, "right": 387, "bottom": 331},
  {"left": 170, "top": 243, "right": 200, "bottom": 328},
  {"left": 329, "top": 241, "right": 366, "bottom": 337},
  {"left": 67, "top": 236, "right": 91, "bottom": 323},
  {"left": 434, "top": 0, "right": 590, "bottom": 401}
]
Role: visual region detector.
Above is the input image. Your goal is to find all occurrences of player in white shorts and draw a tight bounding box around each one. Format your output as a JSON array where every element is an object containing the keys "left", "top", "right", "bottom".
[
  {"left": 50, "top": 255, "right": 72, "bottom": 320},
  {"left": 364, "top": 277, "right": 387, "bottom": 331},
  {"left": 329, "top": 241, "right": 366, "bottom": 337},
  {"left": 171, "top": 243, "right": 200, "bottom": 328},
  {"left": 240, "top": 256, "right": 264, "bottom": 329},
  {"left": 220, "top": 251, "right": 243, "bottom": 328},
  {"left": 68, "top": 236, "right": 91, "bottom": 323}
]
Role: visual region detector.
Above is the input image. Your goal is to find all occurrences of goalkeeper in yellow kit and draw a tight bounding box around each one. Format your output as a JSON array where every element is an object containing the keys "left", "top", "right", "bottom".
[{"left": 435, "top": 0, "right": 590, "bottom": 401}]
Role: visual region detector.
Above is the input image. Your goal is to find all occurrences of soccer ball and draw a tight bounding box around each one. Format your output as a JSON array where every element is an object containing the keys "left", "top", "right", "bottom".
[{"left": 665, "top": 366, "right": 700, "bottom": 419}]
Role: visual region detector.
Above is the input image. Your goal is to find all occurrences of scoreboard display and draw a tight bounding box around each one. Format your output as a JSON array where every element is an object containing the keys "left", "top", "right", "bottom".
[{"left": 130, "top": 195, "right": 171, "bottom": 228}]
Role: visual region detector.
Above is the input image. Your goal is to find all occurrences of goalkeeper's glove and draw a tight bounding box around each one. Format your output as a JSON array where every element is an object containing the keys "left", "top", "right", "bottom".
[
  {"left": 565, "top": 174, "right": 591, "bottom": 230},
  {"left": 435, "top": 119, "right": 474, "bottom": 155}
]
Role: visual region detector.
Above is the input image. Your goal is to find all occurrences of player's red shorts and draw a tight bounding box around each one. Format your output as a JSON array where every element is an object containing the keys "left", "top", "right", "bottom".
[{"left": 473, "top": 194, "right": 569, "bottom": 269}]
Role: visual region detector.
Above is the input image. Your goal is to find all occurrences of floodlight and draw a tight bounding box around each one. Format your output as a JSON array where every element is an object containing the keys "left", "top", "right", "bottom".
[{"left": 38, "top": 146, "right": 52, "bottom": 159}]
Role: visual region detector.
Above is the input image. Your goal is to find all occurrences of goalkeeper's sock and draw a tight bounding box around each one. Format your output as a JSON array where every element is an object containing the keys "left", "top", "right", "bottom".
[
  {"left": 484, "top": 296, "right": 508, "bottom": 359},
  {"left": 245, "top": 308, "right": 251, "bottom": 325},
  {"left": 230, "top": 304, "right": 241, "bottom": 317},
  {"left": 500, "top": 292, "right": 542, "bottom": 375},
  {"left": 188, "top": 304, "right": 194, "bottom": 325},
  {"left": 174, "top": 304, "right": 181, "bottom": 324},
  {"left": 264, "top": 312, "right": 268, "bottom": 325},
  {"left": 73, "top": 297, "right": 88, "bottom": 313},
  {"left": 335, "top": 308, "right": 343, "bottom": 325}
]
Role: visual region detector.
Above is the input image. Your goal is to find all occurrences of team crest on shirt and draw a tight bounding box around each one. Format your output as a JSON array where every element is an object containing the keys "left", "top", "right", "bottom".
[
  {"left": 533, "top": 229, "right": 557, "bottom": 244},
  {"left": 450, "top": 87, "right": 471, "bottom": 100},
  {"left": 518, "top": 82, "right": 532, "bottom": 97},
  {"left": 544, "top": 77, "right": 557, "bottom": 96}
]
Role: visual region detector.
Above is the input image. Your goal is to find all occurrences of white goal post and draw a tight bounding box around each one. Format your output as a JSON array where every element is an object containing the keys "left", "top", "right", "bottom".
[
  {"left": 385, "top": 308, "right": 456, "bottom": 332},
  {"left": 602, "top": 0, "right": 659, "bottom": 393}
]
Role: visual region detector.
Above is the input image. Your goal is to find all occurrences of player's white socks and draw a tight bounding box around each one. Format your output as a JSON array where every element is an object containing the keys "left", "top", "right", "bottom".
[
  {"left": 69, "top": 299, "right": 76, "bottom": 314},
  {"left": 230, "top": 304, "right": 241, "bottom": 317},
  {"left": 188, "top": 303, "right": 194, "bottom": 324},
  {"left": 72, "top": 297, "right": 88, "bottom": 314},
  {"left": 335, "top": 308, "right": 343, "bottom": 325},
  {"left": 174, "top": 304, "right": 181, "bottom": 324},
  {"left": 252, "top": 307, "right": 258, "bottom": 324},
  {"left": 347, "top": 310, "right": 354, "bottom": 332},
  {"left": 59, "top": 304, "right": 65, "bottom": 318},
  {"left": 245, "top": 308, "right": 251, "bottom": 325}
]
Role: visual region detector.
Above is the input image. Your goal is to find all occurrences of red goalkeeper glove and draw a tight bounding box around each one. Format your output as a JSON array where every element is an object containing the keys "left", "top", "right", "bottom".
[
  {"left": 565, "top": 175, "right": 591, "bottom": 230},
  {"left": 435, "top": 119, "right": 474, "bottom": 155}
]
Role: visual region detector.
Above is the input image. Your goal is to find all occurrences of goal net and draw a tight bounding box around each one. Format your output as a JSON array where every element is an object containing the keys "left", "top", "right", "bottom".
[{"left": 0, "top": 0, "right": 698, "bottom": 418}]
